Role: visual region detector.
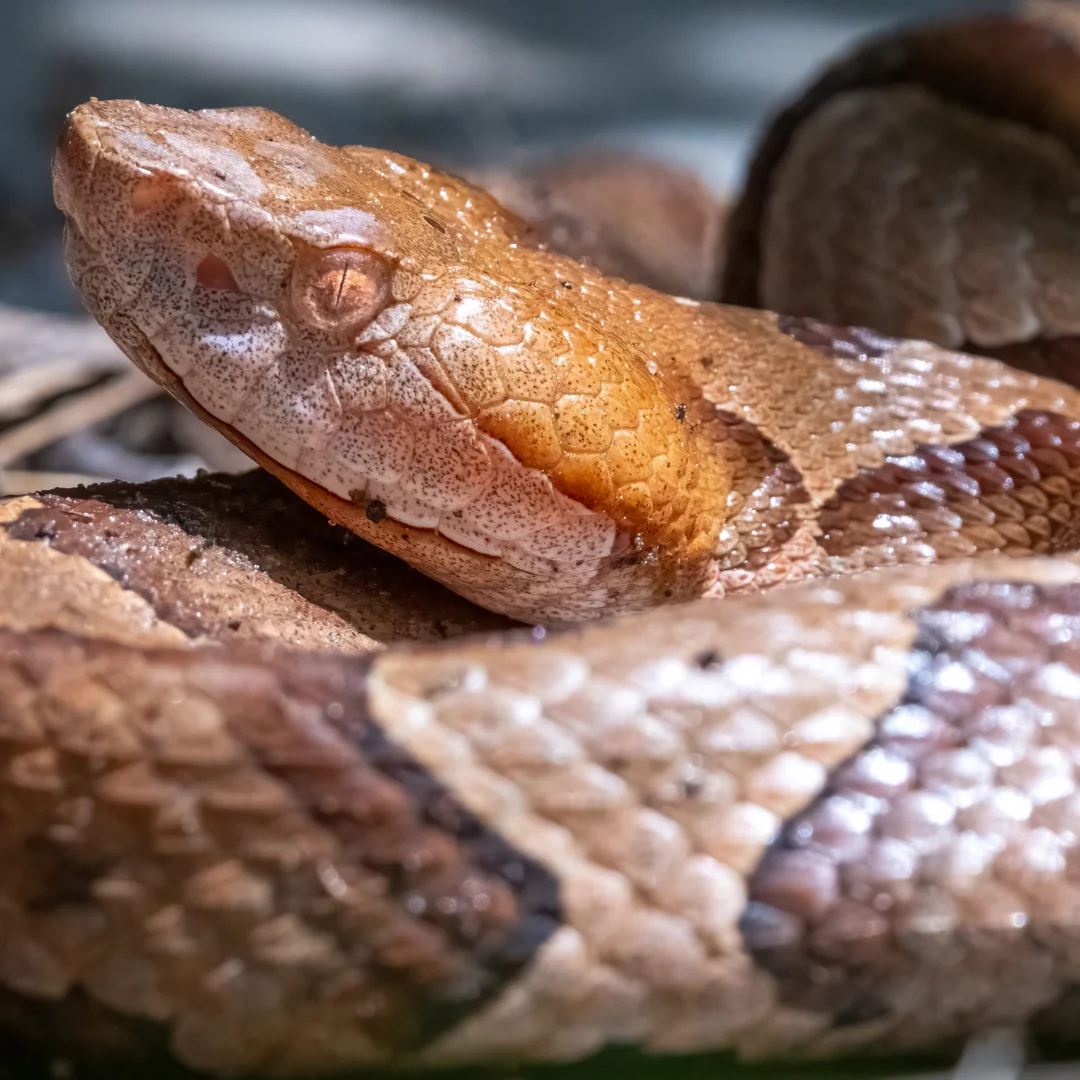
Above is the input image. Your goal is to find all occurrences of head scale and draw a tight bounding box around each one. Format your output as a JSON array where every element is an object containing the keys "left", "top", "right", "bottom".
[{"left": 54, "top": 100, "right": 722, "bottom": 622}]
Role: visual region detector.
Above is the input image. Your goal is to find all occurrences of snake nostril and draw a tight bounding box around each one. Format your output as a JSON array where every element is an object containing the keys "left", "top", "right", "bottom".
[{"left": 196, "top": 253, "right": 241, "bottom": 292}]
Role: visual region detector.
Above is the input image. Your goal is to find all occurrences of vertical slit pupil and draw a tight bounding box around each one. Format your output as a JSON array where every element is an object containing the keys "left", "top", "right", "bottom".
[{"left": 334, "top": 267, "right": 350, "bottom": 311}]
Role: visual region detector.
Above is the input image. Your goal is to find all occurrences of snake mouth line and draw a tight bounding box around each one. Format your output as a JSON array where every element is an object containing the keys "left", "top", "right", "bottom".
[{"left": 133, "top": 340, "right": 620, "bottom": 588}]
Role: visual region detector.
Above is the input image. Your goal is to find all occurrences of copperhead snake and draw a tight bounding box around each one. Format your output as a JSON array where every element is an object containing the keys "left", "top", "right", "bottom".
[{"left": 11, "top": 12, "right": 1080, "bottom": 1075}]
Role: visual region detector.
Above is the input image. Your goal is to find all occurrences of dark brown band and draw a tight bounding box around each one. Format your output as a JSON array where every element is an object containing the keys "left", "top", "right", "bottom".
[
  {"left": 821, "top": 408, "right": 1080, "bottom": 560},
  {"left": 742, "top": 578, "right": 1080, "bottom": 1041},
  {"left": 0, "top": 631, "right": 562, "bottom": 1059}
]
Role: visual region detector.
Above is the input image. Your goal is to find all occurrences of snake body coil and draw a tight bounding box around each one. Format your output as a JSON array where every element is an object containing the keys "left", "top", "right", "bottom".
[{"left": 10, "top": 12, "right": 1080, "bottom": 1075}]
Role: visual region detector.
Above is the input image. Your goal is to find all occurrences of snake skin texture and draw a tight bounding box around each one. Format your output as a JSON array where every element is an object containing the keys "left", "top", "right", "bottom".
[
  {"left": 6, "top": 557, "right": 1080, "bottom": 1073},
  {"left": 51, "top": 98, "right": 1080, "bottom": 624},
  {"left": 16, "top": 12, "right": 1080, "bottom": 1075},
  {"left": 723, "top": 16, "right": 1080, "bottom": 382}
]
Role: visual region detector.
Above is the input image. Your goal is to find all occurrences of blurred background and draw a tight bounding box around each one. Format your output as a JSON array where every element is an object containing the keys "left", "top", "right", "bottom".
[
  {"left": 0, "top": 0, "right": 1029, "bottom": 489},
  {"left": 1, "top": 0, "right": 1017, "bottom": 313}
]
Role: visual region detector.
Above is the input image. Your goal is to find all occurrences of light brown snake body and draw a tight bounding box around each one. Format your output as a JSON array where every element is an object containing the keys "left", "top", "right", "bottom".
[{"left": 8, "top": 12, "right": 1080, "bottom": 1076}]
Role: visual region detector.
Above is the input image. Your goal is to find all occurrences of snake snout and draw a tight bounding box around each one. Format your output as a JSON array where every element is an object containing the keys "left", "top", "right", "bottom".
[{"left": 52, "top": 108, "right": 99, "bottom": 239}]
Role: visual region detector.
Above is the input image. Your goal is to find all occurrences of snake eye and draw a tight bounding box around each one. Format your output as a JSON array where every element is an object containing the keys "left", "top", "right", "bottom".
[{"left": 290, "top": 246, "right": 392, "bottom": 333}]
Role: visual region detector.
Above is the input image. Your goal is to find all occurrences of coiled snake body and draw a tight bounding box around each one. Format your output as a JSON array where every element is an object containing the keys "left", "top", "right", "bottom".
[{"left": 12, "top": 13, "right": 1080, "bottom": 1076}]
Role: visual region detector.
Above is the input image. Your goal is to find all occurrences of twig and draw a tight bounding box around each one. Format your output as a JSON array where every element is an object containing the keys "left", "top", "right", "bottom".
[
  {"left": 0, "top": 355, "right": 131, "bottom": 423},
  {"left": 0, "top": 304, "right": 125, "bottom": 375},
  {"left": 0, "top": 370, "right": 161, "bottom": 467}
]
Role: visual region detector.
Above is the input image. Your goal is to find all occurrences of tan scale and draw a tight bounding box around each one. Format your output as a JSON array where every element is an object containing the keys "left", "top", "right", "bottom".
[
  {"left": 4, "top": 558, "right": 1080, "bottom": 1071},
  {"left": 722, "top": 14, "right": 1080, "bottom": 384}
]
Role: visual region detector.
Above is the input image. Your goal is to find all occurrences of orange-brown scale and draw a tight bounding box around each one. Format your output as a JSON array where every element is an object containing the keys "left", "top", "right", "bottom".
[{"left": 430, "top": 287, "right": 711, "bottom": 542}]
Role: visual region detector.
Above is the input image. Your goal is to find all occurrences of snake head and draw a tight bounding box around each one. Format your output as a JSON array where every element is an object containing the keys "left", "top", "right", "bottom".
[
  {"left": 53, "top": 100, "right": 725, "bottom": 622},
  {"left": 52, "top": 98, "right": 506, "bottom": 445}
]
